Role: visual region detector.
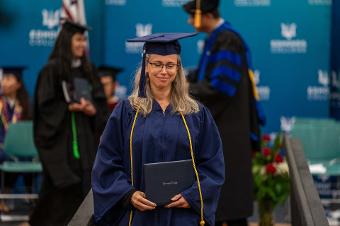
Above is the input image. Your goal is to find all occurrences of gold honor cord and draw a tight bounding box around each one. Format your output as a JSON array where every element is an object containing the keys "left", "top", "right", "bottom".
[
  {"left": 180, "top": 113, "right": 205, "bottom": 226},
  {"left": 128, "top": 106, "right": 140, "bottom": 226},
  {"left": 0, "top": 100, "right": 20, "bottom": 131},
  {"left": 128, "top": 107, "right": 205, "bottom": 226}
]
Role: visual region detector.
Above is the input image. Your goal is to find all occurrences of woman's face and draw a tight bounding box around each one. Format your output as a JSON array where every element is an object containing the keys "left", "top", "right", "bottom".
[
  {"left": 71, "top": 33, "right": 87, "bottom": 58},
  {"left": 146, "top": 54, "right": 178, "bottom": 91},
  {"left": 1, "top": 75, "right": 21, "bottom": 97}
]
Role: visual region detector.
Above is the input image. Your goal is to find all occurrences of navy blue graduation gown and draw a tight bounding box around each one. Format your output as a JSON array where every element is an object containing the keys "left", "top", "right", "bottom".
[{"left": 92, "top": 100, "right": 225, "bottom": 226}]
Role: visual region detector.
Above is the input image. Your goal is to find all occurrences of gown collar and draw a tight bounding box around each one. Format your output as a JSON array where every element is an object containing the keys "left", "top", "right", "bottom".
[{"left": 152, "top": 100, "right": 172, "bottom": 114}]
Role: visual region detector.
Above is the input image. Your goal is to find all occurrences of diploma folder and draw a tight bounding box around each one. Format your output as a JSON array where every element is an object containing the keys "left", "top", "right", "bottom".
[
  {"left": 143, "top": 159, "right": 194, "bottom": 206},
  {"left": 62, "top": 78, "right": 92, "bottom": 103}
]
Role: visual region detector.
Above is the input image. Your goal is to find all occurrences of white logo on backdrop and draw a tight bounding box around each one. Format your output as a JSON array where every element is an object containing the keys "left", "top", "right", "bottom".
[
  {"left": 270, "top": 23, "right": 307, "bottom": 54},
  {"left": 331, "top": 70, "right": 340, "bottom": 88},
  {"left": 136, "top": 23, "right": 152, "bottom": 37},
  {"left": 162, "top": 0, "right": 187, "bottom": 7},
  {"left": 254, "top": 70, "right": 260, "bottom": 84},
  {"left": 105, "top": 0, "right": 127, "bottom": 6},
  {"left": 308, "top": 0, "right": 331, "bottom": 5},
  {"left": 28, "top": 9, "right": 60, "bottom": 47},
  {"left": 281, "top": 23, "right": 296, "bottom": 40},
  {"left": 318, "top": 69, "right": 329, "bottom": 86},
  {"left": 254, "top": 70, "right": 270, "bottom": 101},
  {"left": 307, "top": 69, "right": 329, "bottom": 101},
  {"left": 280, "top": 116, "right": 296, "bottom": 133},
  {"left": 330, "top": 71, "right": 340, "bottom": 105},
  {"left": 234, "top": 0, "right": 271, "bottom": 7},
  {"left": 125, "top": 23, "right": 153, "bottom": 54},
  {"left": 42, "top": 9, "right": 60, "bottom": 29}
]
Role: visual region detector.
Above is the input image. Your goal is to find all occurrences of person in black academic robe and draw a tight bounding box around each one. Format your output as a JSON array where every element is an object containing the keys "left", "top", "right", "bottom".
[
  {"left": 92, "top": 33, "right": 225, "bottom": 226},
  {"left": 183, "top": 1, "right": 265, "bottom": 226},
  {"left": 28, "top": 21, "right": 108, "bottom": 226}
]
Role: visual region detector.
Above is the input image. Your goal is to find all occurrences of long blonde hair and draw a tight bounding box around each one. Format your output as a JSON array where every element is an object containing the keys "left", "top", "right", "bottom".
[{"left": 128, "top": 55, "right": 199, "bottom": 116}]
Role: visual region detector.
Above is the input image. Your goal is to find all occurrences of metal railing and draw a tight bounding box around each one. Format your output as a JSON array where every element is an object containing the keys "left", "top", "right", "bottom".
[
  {"left": 285, "top": 134, "right": 329, "bottom": 226},
  {"left": 68, "top": 189, "right": 93, "bottom": 226}
]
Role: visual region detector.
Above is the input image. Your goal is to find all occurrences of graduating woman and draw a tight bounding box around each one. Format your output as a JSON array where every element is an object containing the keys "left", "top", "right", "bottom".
[
  {"left": 29, "top": 21, "right": 108, "bottom": 226},
  {"left": 92, "top": 33, "right": 225, "bottom": 226}
]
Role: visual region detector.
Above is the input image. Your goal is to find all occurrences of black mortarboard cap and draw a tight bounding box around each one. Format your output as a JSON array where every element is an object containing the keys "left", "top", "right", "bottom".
[
  {"left": 61, "top": 20, "right": 90, "bottom": 35},
  {"left": 183, "top": 0, "right": 219, "bottom": 14},
  {"left": 97, "top": 65, "right": 123, "bottom": 81},
  {"left": 127, "top": 33, "right": 197, "bottom": 98},
  {"left": 0, "top": 66, "right": 26, "bottom": 79}
]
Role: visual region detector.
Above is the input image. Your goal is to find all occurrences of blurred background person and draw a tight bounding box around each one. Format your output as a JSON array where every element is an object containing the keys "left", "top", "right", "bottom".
[
  {"left": 0, "top": 66, "right": 32, "bottom": 213},
  {"left": 97, "top": 65, "right": 123, "bottom": 112},
  {"left": 27, "top": 20, "right": 108, "bottom": 226},
  {"left": 182, "top": 0, "right": 264, "bottom": 226}
]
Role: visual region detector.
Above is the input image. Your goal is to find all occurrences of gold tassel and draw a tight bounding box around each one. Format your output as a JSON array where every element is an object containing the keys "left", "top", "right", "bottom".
[
  {"left": 194, "top": 9, "right": 201, "bottom": 28},
  {"left": 200, "top": 220, "right": 205, "bottom": 226}
]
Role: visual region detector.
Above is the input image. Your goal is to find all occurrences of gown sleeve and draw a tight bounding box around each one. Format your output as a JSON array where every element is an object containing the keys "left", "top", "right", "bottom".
[
  {"left": 181, "top": 106, "right": 225, "bottom": 226},
  {"left": 34, "top": 63, "right": 81, "bottom": 188},
  {"left": 92, "top": 100, "right": 134, "bottom": 225}
]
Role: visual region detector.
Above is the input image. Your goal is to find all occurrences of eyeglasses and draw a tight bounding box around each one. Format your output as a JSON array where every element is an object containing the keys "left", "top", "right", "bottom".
[{"left": 148, "top": 61, "right": 179, "bottom": 71}]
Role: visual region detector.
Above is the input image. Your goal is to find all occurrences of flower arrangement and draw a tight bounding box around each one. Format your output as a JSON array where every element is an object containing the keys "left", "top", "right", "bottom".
[{"left": 252, "top": 133, "right": 290, "bottom": 226}]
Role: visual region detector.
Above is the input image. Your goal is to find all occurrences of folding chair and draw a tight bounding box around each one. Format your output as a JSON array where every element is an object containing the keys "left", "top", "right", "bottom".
[{"left": 0, "top": 121, "right": 42, "bottom": 221}]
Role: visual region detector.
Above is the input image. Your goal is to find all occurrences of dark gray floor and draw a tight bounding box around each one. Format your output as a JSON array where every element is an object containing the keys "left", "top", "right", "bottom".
[{"left": 0, "top": 200, "right": 291, "bottom": 226}]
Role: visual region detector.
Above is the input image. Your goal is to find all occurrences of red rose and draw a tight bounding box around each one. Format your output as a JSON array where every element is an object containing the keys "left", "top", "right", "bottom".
[
  {"left": 262, "top": 147, "right": 271, "bottom": 157},
  {"left": 266, "top": 163, "right": 276, "bottom": 174},
  {"left": 275, "top": 154, "right": 284, "bottom": 163},
  {"left": 262, "top": 134, "right": 271, "bottom": 142}
]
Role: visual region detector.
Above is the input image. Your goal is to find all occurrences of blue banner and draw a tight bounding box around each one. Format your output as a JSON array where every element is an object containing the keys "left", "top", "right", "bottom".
[{"left": 0, "top": 0, "right": 333, "bottom": 132}]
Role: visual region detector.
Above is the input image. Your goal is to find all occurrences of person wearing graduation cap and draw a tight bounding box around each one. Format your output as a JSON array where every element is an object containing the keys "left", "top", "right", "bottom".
[
  {"left": 28, "top": 20, "right": 108, "bottom": 226},
  {"left": 182, "top": 1, "right": 265, "bottom": 226},
  {"left": 97, "top": 65, "right": 123, "bottom": 111},
  {"left": 0, "top": 67, "right": 31, "bottom": 148},
  {"left": 91, "top": 33, "right": 225, "bottom": 226},
  {"left": 0, "top": 66, "right": 32, "bottom": 212}
]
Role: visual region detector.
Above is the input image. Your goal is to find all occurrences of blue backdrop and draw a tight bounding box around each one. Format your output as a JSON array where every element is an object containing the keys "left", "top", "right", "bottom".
[{"left": 0, "top": 0, "right": 335, "bottom": 132}]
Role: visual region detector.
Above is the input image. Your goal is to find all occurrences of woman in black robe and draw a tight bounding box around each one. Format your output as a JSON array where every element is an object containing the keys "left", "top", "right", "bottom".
[{"left": 28, "top": 21, "right": 108, "bottom": 226}]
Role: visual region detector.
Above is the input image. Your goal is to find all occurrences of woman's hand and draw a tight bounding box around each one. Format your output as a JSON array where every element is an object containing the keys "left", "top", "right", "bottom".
[
  {"left": 82, "top": 98, "right": 96, "bottom": 116},
  {"left": 68, "top": 98, "right": 96, "bottom": 116},
  {"left": 131, "top": 191, "right": 157, "bottom": 212},
  {"left": 165, "top": 194, "right": 190, "bottom": 208}
]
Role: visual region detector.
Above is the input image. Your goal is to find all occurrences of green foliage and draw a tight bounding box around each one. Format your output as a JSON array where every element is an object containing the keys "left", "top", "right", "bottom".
[{"left": 253, "top": 133, "right": 290, "bottom": 207}]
